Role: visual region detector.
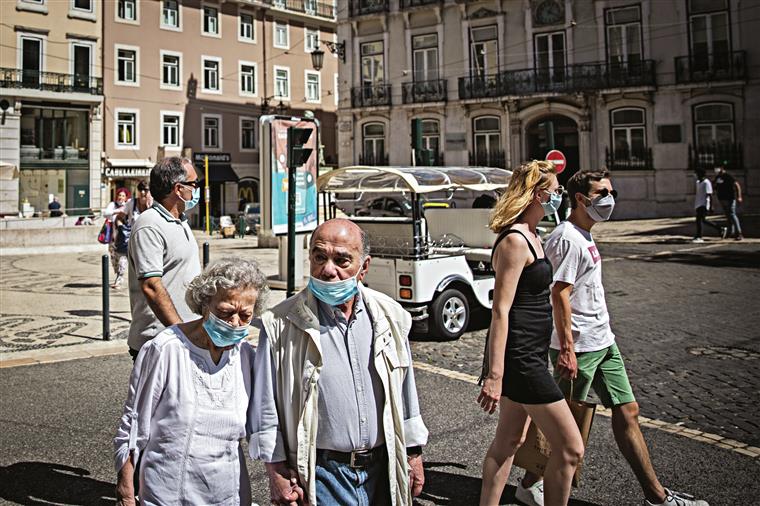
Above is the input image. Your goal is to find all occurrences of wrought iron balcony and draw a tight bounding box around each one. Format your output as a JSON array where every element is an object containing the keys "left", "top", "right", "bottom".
[
  {"left": 675, "top": 51, "right": 746, "bottom": 84},
  {"left": 349, "top": 0, "right": 389, "bottom": 16},
  {"left": 401, "top": 0, "right": 442, "bottom": 8},
  {"left": 605, "top": 146, "right": 654, "bottom": 170},
  {"left": 459, "top": 73, "right": 507, "bottom": 100},
  {"left": 402, "top": 79, "right": 447, "bottom": 104},
  {"left": 689, "top": 142, "right": 743, "bottom": 173},
  {"left": 358, "top": 152, "right": 389, "bottom": 166},
  {"left": 469, "top": 149, "right": 506, "bottom": 169},
  {"left": 351, "top": 83, "right": 392, "bottom": 108},
  {"left": 0, "top": 67, "right": 102, "bottom": 95},
  {"left": 268, "top": 0, "right": 336, "bottom": 19}
]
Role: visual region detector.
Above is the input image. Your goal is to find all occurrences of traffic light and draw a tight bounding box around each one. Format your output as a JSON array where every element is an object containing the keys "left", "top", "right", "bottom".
[{"left": 287, "top": 127, "right": 314, "bottom": 168}]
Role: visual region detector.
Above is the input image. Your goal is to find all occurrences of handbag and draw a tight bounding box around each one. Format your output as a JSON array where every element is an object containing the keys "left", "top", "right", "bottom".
[
  {"left": 513, "top": 381, "right": 597, "bottom": 487},
  {"left": 97, "top": 218, "right": 113, "bottom": 244}
]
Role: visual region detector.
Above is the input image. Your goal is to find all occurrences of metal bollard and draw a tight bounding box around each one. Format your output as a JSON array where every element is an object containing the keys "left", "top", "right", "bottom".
[
  {"left": 203, "top": 241, "right": 210, "bottom": 268},
  {"left": 102, "top": 254, "right": 111, "bottom": 341}
]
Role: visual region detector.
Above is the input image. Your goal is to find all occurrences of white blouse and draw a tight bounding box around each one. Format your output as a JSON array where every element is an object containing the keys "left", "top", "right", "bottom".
[{"left": 114, "top": 326, "right": 254, "bottom": 505}]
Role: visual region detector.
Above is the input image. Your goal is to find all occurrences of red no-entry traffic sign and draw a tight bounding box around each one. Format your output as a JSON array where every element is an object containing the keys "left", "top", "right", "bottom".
[{"left": 546, "top": 149, "right": 567, "bottom": 174}]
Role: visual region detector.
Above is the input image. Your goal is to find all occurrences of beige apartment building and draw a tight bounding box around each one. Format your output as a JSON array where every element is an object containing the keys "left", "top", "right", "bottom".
[
  {"left": 337, "top": 0, "right": 759, "bottom": 218},
  {"left": 103, "top": 0, "right": 338, "bottom": 222},
  {"left": 0, "top": 0, "right": 104, "bottom": 216}
]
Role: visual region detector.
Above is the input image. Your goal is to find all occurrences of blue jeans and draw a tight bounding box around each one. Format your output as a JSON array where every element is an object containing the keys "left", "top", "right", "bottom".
[
  {"left": 720, "top": 199, "right": 743, "bottom": 236},
  {"left": 315, "top": 451, "right": 391, "bottom": 506}
]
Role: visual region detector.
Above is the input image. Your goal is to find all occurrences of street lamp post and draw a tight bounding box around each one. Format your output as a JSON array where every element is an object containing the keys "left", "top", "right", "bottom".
[{"left": 310, "top": 40, "right": 346, "bottom": 71}]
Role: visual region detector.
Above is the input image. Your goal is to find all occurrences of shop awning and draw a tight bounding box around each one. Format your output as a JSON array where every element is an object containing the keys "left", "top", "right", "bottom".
[{"left": 198, "top": 163, "right": 240, "bottom": 183}]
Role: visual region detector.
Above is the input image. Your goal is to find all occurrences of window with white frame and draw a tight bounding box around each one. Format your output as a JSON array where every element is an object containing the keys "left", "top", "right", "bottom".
[
  {"left": 304, "top": 0, "right": 317, "bottom": 15},
  {"left": 470, "top": 26, "right": 498, "bottom": 77},
  {"left": 161, "top": 52, "right": 181, "bottom": 88},
  {"left": 73, "top": 0, "right": 92, "bottom": 12},
  {"left": 694, "top": 102, "right": 734, "bottom": 146},
  {"left": 274, "top": 22, "right": 289, "bottom": 49},
  {"left": 161, "top": 113, "right": 181, "bottom": 147},
  {"left": 360, "top": 41, "right": 384, "bottom": 86},
  {"left": 305, "top": 71, "right": 320, "bottom": 102},
  {"left": 534, "top": 31, "right": 566, "bottom": 82},
  {"left": 421, "top": 119, "right": 440, "bottom": 153},
  {"left": 240, "top": 62, "right": 257, "bottom": 95},
  {"left": 413, "top": 34, "right": 438, "bottom": 82},
  {"left": 239, "top": 12, "right": 254, "bottom": 41},
  {"left": 116, "top": 47, "right": 137, "bottom": 84},
  {"left": 117, "top": 0, "right": 136, "bottom": 21},
  {"left": 362, "top": 123, "right": 385, "bottom": 164},
  {"left": 305, "top": 28, "right": 320, "bottom": 52},
  {"left": 203, "top": 5, "right": 219, "bottom": 35},
  {"left": 202, "top": 57, "right": 221, "bottom": 92},
  {"left": 605, "top": 5, "right": 642, "bottom": 67},
  {"left": 240, "top": 118, "right": 256, "bottom": 150},
  {"left": 17, "top": 0, "right": 47, "bottom": 14},
  {"left": 473, "top": 116, "right": 501, "bottom": 161},
  {"left": 162, "top": 0, "right": 180, "bottom": 29},
  {"left": 611, "top": 108, "right": 647, "bottom": 158},
  {"left": 117, "top": 111, "right": 137, "bottom": 147},
  {"left": 203, "top": 115, "right": 220, "bottom": 149},
  {"left": 274, "top": 67, "right": 290, "bottom": 99},
  {"left": 20, "top": 36, "right": 42, "bottom": 87}
]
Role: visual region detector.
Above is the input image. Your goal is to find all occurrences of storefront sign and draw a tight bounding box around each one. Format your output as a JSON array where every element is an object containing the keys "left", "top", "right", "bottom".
[
  {"left": 193, "top": 153, "right": 231, "bottom": 164},
  {"left": 102, "top": 167, "right": 151, "bottom": 178}
]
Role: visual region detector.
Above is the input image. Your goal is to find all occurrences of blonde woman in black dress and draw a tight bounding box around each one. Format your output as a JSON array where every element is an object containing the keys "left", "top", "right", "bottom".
[{"left": 478, "top": 160, "right": 584, "bottom": 506}]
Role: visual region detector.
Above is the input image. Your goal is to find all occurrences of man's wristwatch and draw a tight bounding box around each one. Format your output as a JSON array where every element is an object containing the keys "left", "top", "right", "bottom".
[{"left": 406, "top": 445, "right": 423, "bottom": 458}]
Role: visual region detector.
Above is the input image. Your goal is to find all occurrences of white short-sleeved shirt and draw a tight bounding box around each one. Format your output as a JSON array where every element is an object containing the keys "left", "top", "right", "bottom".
[
  {"left": 544, "top": 221, "right": 615, "bottom": 353},
  {"left": 695, "top": 178, "right": 713, "bottom": 209}
]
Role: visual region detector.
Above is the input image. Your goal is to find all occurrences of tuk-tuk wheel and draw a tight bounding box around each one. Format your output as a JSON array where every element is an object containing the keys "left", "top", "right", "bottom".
[{"left": 429, "top": 288, "right": 469, "bottom": 340}]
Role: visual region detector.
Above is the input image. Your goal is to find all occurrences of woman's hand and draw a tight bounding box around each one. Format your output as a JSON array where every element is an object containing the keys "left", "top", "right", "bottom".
[{"left": 477, "top": 376, "right": 502, "bottom": 414}]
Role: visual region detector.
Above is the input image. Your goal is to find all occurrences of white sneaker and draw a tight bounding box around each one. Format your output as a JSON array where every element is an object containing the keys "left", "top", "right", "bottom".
[
  {"left": 515, "top": 479, "right": 544, "bottom": 506},
  {"left": 691, "top": 237, "right": 704, "bottom": 243},
  {"left": 646, "top": 488, "right": 709, "bottom": 506}
]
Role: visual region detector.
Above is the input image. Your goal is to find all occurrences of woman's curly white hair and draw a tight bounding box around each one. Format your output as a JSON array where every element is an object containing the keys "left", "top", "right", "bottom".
[{"left": 185, "top": 257, "right": 268, "bottom": 316}]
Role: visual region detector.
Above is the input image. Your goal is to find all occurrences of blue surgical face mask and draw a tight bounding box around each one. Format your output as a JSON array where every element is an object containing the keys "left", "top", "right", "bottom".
[
  {"left": 181, "top": 186, "right": 201, "bottom": 211},
  {"left": 202, "top": 311, "right": 249, "bottom": 348},
  {"left": 308, "top": 273, "right": 360, "bottom": 306},
  {"left": 541, "top": 191, "right": 563, "bottom": 217}
]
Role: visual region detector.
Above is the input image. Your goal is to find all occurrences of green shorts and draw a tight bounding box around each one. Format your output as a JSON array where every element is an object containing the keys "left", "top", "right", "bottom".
[{"left": 549, "top": 343, "right": 636, "bottom": 408}]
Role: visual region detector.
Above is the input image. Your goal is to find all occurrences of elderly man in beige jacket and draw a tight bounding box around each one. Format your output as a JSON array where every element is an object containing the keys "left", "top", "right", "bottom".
[{"left": 250, "top": 218, "right": 428, "bottom": 506}]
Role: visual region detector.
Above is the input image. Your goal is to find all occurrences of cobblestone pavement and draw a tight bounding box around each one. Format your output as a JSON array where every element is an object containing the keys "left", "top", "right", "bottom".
[{"left": 409, "top": 242, "right": 760, "bottom": 448}]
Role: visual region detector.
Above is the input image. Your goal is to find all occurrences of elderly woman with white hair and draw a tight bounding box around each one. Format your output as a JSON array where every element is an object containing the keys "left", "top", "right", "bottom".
[{"left": 114, "top": 257, "right": 268, "bottom": 505}]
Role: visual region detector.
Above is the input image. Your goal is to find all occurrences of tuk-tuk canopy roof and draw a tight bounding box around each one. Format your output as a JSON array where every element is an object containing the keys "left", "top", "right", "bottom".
[{"left": 317, "top": 166, "right": 512, "bottom": 194}]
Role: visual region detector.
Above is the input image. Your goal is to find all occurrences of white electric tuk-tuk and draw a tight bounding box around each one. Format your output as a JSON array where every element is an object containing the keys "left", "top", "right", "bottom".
[{"left": 318, "top": 166, "right": 512, "bottom": 340}]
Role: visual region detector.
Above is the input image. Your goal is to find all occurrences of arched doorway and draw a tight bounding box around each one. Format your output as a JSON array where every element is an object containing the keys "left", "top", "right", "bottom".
[{"left": 526, "top": 115, "right": 579, "bottom": 218}]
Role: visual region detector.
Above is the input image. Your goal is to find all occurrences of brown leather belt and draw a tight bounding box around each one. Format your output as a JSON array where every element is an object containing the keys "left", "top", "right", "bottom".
[{"left": 317, "top": 445, "right": 387, "bottom": 469}]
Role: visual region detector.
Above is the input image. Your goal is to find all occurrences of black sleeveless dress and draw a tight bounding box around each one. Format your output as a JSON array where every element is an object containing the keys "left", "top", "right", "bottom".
[{"left": 493, "top": 228, "right": 564, "bottom": 404}]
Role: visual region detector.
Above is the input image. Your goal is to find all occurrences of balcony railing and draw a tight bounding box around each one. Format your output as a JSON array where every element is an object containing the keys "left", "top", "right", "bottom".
[
  {"left": 689, "top": 142, "right": 743, "bottom": 173},
  {"left": 459, "top": 60, "right": 656, "bottom": 99},
  {"left": 401, "top": 0, "right": 442, "bottom": 8},
  {"left": 0, "top": 68, "right": 102, "bottom": 95},
  {"left": 268, "top": 0, "right": 336, "bottom": 19},
  {"left": 469, "top": 149, "right": 506, "bottom": 169},
  {"left": 402, "top": 79, "right": 447, "bottom": 103},
  {"left": 351, "top": 83, "right": 392, "bottom": 107},
  {"left": 605, "top": 146, "right": 654, "bottom": 170},
  {"left": 358, "top": 152, "right": 389, "bottom": 166},
  {"left": 675, "top": 51, "right": 746, "bottom": 84},
  {"left": 350, "top": 0, "right": 389, "bottom": 16}
]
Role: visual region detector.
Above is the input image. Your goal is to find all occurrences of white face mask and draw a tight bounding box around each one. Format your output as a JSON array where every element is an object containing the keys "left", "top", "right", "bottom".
[{"left": 585, "top": 194, "right": 615, "bottom": 222}]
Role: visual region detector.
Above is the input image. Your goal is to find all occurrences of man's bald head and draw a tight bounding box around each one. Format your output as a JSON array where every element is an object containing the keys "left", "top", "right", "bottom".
[{"left": 310, "top": 219, "right": 370, "bottom": 260}]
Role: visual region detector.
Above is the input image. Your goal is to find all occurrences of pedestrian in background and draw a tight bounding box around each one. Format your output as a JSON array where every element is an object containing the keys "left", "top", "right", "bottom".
[
  {"left": 47, "top": 196, "right": 63, "bottom": 217},
  {"left": 104, "top": 188, "right": 131, "bottom": 289},
  {"left": 114, "top": 257, "right": 268, "bottom": 505},
  {"left": 126, "top": 180, "right": 153, "bottom": 228},
  {"left": 692, "top": 169, "right": 725, "bottom": 243},
  {"left": 518, "top": 169, "right": 709, "bottom": 506},
  {"left": 714, "top": 165, "right": 744, "bottom": 240},
  {"left": 126, "top": 157, "right": 201, "bottom": 361},
  {"left": 478, "top": 160, "right": 584, "bottom": 506}
]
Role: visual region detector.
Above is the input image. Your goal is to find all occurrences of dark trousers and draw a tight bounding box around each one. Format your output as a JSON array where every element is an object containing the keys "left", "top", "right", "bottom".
[{"left": 695, "top": 206, "right": 722, "bottom": 238}]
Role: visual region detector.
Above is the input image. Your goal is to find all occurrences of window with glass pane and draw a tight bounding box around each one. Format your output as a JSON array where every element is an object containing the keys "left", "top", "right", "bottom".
[
  {"left": 240, "top": 13, "right": 254, "bottom": 40},
  {"left": 21, "top": 38, "right": 41, "bottom": 87},
  {"left": 117, "top": 49, "right": 136, "bottom": 82},
  {"left": 606, "top": 5, "right": 642, "bottom": 67},
  {"left": 473, "top": 116, "right": 501, "bottom": 158},
  {"left": 306, "top": 73, "right": 320, "bottom": 102},
  {"left": 240, "top": 64, "right": 255, "bottom": 94},
  {"left": 162, "top": 115, "right": 180, "bottom": 147},
  {"left": 413, "top": 34, "right": 438, "bottom": 82},
  {"left": 694, "top": 103, "right": 734, "bottom": 146},
  {"left": 421, "top": 119, "right": 440, "bottom": 152},
  {"left": 204, "top": 6, "right": 219, "bottom": 34},
  {"left": 360, "top": 41, "right": 384, "bottom": 87},
  {"left": 117, "top": 112, "right": 136, "bottom": 145},
  {"left": 305, "top": 28, "right": 320, "bottom": 52},
  {"left": 241, "top": 119, "right": 256, "bottom": 149},
  {"left": 305, "top": 0, "right": 317, "bottom": 14},
  {"left": 162, "top": 54, "right": 180, "bottom": 87},
  {"left": 363, "top": 123, "right": 385, "bottom": 163},
  {"left": 163, "top": 0, "right": 179, "bottom": 27},
  {"left": 118, "top": 0, "right": 136, "bottom": 20},
  {"left": 74, "top": 0, "right": 92, "bottom": 11},
  {"left": 275, "top": 22, "right": 288, "bottom": 47},
  {"left": 275, "top": 69, "right": 289, "bottom": 98},
  {"left": 470, "top": 26, "right": 498, "bottom": 77},
  {"left": 611, "top": 108, "right": 646, "bottom": 158},
  {"left": 204, "top": 117, "right": 219, "bottom": 148},
  {"left": 535, "top": 32, "right": 566, "bottom": 81},
  {"left": 203, "top": 60, "right": 219, "bottom": 90}
]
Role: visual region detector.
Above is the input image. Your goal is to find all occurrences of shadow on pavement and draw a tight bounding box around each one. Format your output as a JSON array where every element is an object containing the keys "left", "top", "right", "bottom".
[
  {"left": 617, "top": 214, "right": 757, "bottom": 240},
  {"left": 643, "top": 249, "right": 760, "bottom": 269},
  {"left": 411, "top": 309, "right": 491, "bottom": 343},
  {"left": 0, "top": 461, "right": 115, "bottom": 505},
  {"left": 418, "top": 462, "right": 599, "bottom": 505}
]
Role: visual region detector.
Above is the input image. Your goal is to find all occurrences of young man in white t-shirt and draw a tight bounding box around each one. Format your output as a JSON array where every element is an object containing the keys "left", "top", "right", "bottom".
[
  {"left": 693, "top": 168, "right": 725, "bottom": 243},
  {"left": 517, "top": 170, "right": 708, "bottom": 506}
]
